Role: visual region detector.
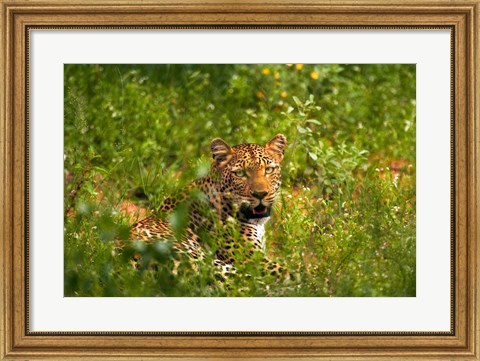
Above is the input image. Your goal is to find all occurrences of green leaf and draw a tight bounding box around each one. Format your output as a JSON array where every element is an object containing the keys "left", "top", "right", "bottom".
[
  {"left": 329, "top": 159, "right": 342, "bottom": 168},
  {"left": 292, "top": 96, "right": 302, "bottom": 108},
  {"left": 297, "top": 125, "right": 307, "bottom": 134},
  {"left": 93, "top": 166, "right": 108, "bottom": 174},
  {"left": 308, "top": 152, "right": 318, "bottom": 161}
]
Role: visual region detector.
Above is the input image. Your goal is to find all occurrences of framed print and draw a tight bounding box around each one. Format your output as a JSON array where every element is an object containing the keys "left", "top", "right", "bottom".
[{"left": 1, "top": 0, "right": 479, "bottom": 359}]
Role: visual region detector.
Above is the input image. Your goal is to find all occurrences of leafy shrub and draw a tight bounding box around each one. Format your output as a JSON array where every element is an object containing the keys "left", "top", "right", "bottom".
[{"left": 64, "top": 64, "right": 416, "bottom": 297}]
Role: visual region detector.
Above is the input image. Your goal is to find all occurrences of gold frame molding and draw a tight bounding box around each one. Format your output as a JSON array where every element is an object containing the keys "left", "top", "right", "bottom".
[{"left": 1, "top": 0, "right": 479, "bottom": 359}]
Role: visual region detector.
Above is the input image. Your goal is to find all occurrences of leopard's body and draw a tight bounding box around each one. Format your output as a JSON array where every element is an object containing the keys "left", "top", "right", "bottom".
[{"left": 130, "top": 134, "right": 288, "bottom": 277}]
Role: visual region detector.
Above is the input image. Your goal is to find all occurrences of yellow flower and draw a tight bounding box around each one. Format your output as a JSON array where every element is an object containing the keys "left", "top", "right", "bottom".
[
  {"left": 274, "top": 72, "right": 280, "bottom": 79},
  {"left": 286, "top": 64, "right": 293, "bottom": 67},
  {"left": 261, "top": 68, "right": 270, "bottom": 75},
  {"left": 295, "top": 64, "right": 304, "bottom": 70},
  {"left": 280, "top": 91, "right": 288, "bottom": 98},
  {"left": 256, "top": 90, "right": 265, "bottom": 98},
  {"left": 310, "top": 71, "right": 319, "bottom": 80}
]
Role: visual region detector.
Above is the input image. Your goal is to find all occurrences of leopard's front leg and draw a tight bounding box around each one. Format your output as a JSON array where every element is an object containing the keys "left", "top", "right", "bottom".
[{"left": 214, "top": 226, "right": 291, "bottom": 281}]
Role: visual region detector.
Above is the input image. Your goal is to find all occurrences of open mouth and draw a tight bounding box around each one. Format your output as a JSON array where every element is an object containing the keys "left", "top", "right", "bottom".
[
  {"left": 240, "top": 204, "right": 271, "bottom": 219},
  {"left": 252, "top": 205, "right": 268, "bottom": 216}
]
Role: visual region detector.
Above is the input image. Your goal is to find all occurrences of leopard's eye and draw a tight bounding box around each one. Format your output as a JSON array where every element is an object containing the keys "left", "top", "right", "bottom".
[
  {"left": 233, "top": 169, "right": 246, "bottom": 177},
  {"left": 265, "top": 166, "right": 275, "bottom": 174}
]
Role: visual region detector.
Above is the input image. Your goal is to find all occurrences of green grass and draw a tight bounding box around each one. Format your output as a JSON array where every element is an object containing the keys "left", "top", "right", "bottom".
[{"left": 64, "top": 64, "right": 416, "bottom": 297}]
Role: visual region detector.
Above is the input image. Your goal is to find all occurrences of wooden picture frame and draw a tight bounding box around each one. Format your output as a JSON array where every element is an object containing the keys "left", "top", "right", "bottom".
[{"left": 1, "top": 0, "right": 478, "bottom": 359}]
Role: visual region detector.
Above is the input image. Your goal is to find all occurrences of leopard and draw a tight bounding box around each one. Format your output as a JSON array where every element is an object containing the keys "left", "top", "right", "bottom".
[{"left": 129, "top": 134, "right": 289, "bottom": 280}]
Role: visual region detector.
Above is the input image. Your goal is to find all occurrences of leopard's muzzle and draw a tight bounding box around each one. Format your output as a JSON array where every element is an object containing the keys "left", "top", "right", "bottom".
[{"left": 240, "top": 203, "right": 271, "bottom": 219}]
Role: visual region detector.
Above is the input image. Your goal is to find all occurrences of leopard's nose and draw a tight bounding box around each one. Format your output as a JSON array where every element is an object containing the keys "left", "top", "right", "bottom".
[{"left": 251, "top": 190, "right": 268, "bottom": 200}]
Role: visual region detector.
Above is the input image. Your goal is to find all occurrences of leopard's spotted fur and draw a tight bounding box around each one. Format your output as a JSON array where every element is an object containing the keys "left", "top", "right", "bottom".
[{"left": 130, "top": 134, "right": 288, "bottom": 278}]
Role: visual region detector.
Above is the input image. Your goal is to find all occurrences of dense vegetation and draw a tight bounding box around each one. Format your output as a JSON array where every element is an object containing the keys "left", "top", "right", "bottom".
[{"left": 64, "top": 64, "right": 416, "bottom": 297}]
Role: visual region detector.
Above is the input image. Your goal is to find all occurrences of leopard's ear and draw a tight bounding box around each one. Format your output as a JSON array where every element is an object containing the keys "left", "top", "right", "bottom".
[
  {"left": 211, "top": 138, "right": 233, "bottom": 168},
  {"left": 265, "top": 134, "right": 287, "bottom": 163}
]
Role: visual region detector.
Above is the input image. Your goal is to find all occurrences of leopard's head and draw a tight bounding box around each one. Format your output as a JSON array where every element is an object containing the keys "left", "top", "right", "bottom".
[{"left": 210, "top": 134, "right": 287, "bottom": 221}]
